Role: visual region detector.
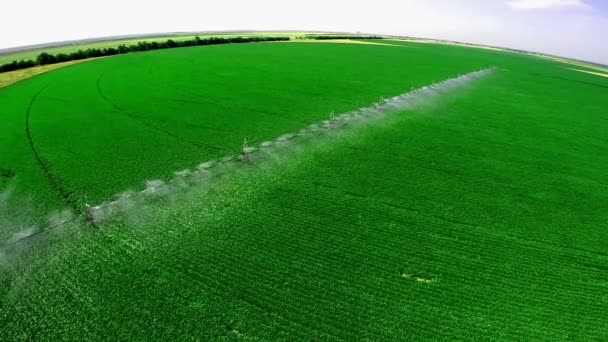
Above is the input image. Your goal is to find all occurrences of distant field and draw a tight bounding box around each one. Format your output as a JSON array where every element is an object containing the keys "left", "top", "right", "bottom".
[
  {"left": 1, "top": 39, "right": 607, "bottom": 339},
  {"left": 0, "top": 32, "right": 304, "bottom": 65}
]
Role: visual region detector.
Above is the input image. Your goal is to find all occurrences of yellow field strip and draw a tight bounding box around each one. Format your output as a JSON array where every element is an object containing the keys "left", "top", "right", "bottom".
[
  {"left": 281, "top": 39, "right": 410, "bottom": 48},
  {"left": 0, "top": 58, "right": 102, "bottom": 89},
  {"left": 565, "top": 68, "right": 608, "bottom": 79},
  {"left": 540, "top": 55, "right": 608, "bottom": 73},
  {"left": 389, "top": 38, "right": 506, "bottom": 52}
]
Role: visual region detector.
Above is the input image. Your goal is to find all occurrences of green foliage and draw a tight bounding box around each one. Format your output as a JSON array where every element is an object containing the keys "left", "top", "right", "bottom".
[
  {"left": 0, "top": 169, "right": 14, "bottom": 179},
  {"left": 1, "top": 40, "right": 607, "bottom": 339}
]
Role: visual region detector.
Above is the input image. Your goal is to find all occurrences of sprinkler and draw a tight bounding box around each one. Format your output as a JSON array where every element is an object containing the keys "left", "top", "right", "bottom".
[
  {"left": 83, "top": 194, "right": 97, "bottom": 228},
  {"left": 240, "top": 137, "right": 250, "bottom": 163},
  {"left": 325, "top": 110, "right": 336, "bottom": 129}
]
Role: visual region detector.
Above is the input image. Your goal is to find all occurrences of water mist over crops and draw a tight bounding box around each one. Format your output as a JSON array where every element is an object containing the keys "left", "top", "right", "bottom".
[{"left": 0, "top": 68, "right": 495, "bottom": 253}]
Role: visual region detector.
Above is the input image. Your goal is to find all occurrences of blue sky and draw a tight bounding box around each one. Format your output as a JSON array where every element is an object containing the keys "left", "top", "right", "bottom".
[{"left": 1, "top": 0, "right": 606, "bottom": 64}]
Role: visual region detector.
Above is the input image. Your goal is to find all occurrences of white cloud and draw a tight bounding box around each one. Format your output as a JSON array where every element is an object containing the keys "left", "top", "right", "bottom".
[{"left": 506, "top": 0, "right": 591, "bottom": 10}]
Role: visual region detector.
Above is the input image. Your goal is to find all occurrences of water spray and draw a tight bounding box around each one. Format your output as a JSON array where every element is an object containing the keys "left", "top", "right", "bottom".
[
  {"left": 84, "top": 193, "right": 97, "bottom": 228},
  {"left": 0, "top": 68, "right": 496, "bottom": 249},
  {"left": 241, "top": 137, "right": 251, "bottom": 163}
]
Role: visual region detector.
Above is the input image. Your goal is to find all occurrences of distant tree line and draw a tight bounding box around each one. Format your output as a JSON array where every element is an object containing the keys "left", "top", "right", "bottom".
[
  {"left": 0, "top": 36, "right": 291, "bottom": 74},
  {"left": 299, "top": 35, "right": 383, "bottom": 40}
]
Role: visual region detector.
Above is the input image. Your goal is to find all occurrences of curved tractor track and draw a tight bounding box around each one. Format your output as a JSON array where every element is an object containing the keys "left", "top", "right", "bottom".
[
  {"left": 25, "top": 86, "right": 79, "bottom": 211},
  {"left": 95, "top": 72, "right": 228, "bottom": 154}
]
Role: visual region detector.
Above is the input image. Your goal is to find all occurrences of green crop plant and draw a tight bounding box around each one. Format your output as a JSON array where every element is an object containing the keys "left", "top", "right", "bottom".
[{"left": 1, "top": 39, "right": 607, "bottom": 340}]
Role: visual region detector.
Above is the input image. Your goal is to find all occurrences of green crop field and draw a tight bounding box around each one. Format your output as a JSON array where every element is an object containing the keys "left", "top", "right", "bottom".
[{"left": 1, "top": 39, "right": 607, "bottom": 340}]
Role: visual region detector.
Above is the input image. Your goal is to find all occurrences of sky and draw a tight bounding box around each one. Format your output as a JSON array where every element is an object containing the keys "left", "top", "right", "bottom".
[{"left": 1, "top": 0, "right": 606, "bottom": 64}]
